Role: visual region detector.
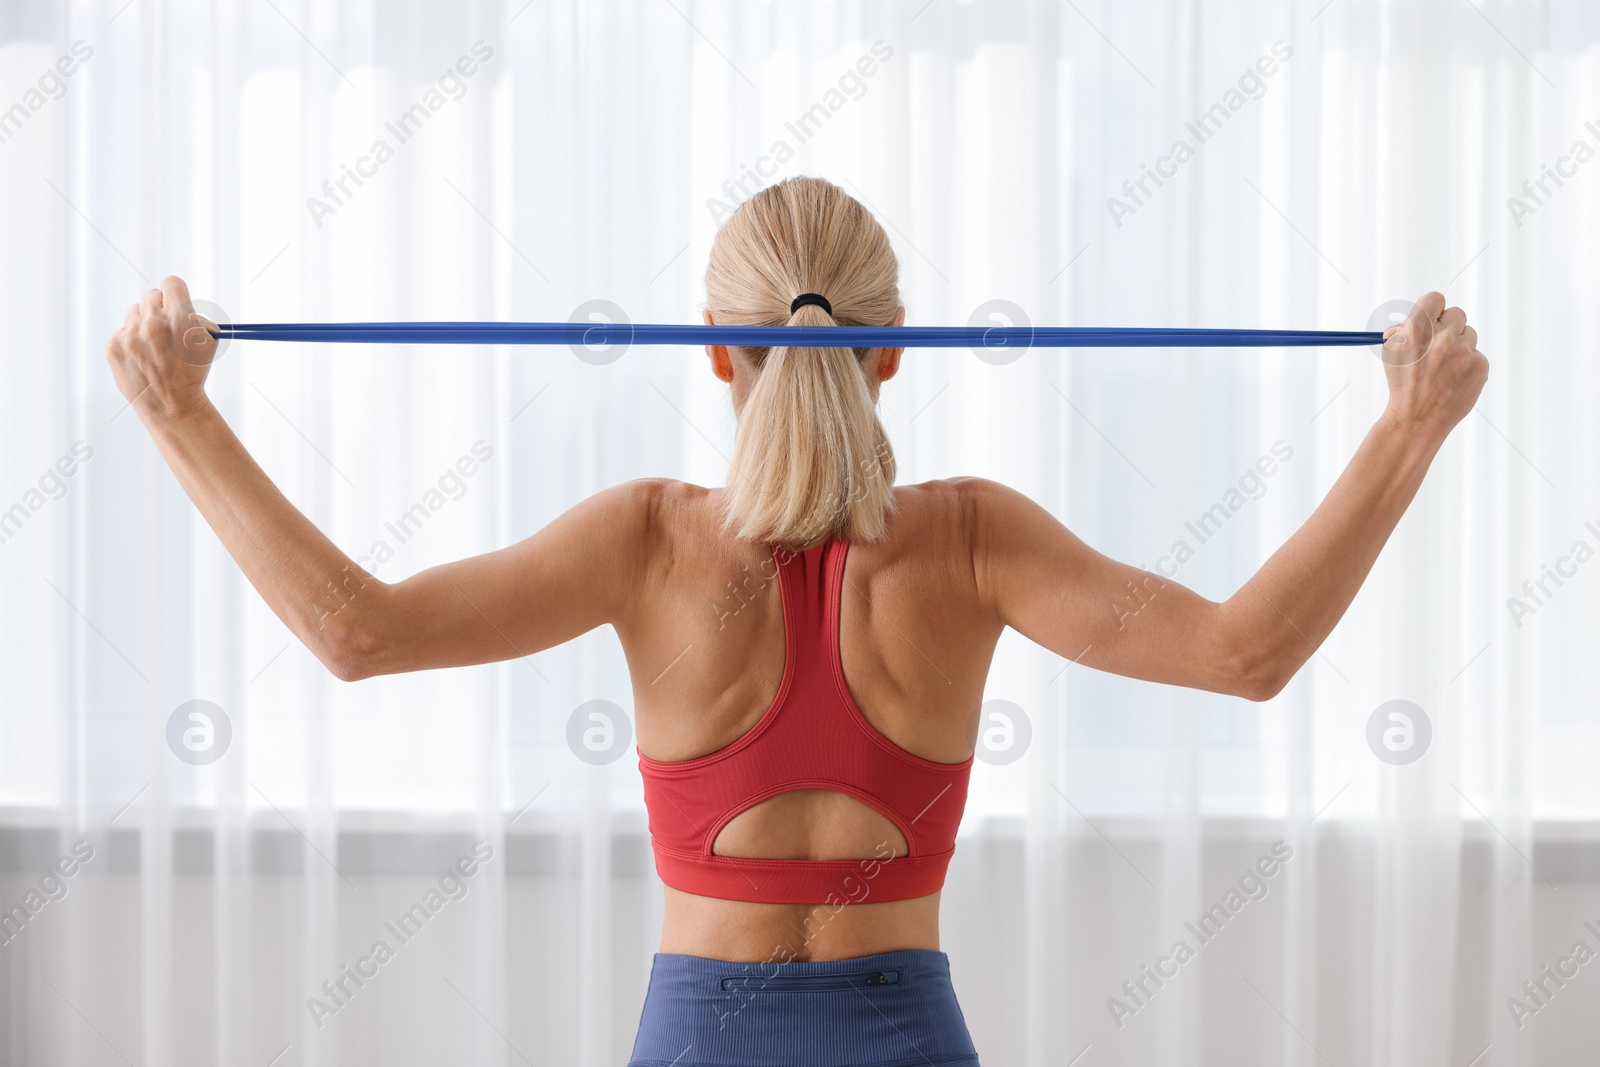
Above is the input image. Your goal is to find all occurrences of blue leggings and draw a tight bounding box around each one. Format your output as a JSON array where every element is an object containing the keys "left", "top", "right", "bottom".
[{"left": 627, "top": 949, "right": 981, "bottom": 1067}]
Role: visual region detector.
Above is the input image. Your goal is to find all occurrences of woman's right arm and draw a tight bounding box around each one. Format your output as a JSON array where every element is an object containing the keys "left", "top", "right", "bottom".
[{"left": 970, "top": 291, "right": 1488, "bottom": 701}]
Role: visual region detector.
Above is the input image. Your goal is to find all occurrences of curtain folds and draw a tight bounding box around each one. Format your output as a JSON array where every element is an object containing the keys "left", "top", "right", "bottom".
[{"left": 1, "top": 1, "right": 1595, "bottom": 1065}]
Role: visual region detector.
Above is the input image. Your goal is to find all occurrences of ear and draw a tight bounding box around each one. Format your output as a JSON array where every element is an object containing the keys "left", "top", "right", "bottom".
[
  {"left": 876, "top": 305, "right": 906, "bottom": 382},
  {"left": 704, "top": 308, "right": 734, "bottom": 383}
]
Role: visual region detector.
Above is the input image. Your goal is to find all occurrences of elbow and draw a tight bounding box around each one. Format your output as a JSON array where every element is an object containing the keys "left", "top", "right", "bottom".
[
  {"left": 305, "top": 577, "right": 398, "bottom": 682},
  {"left": 311, "top": 616, "right": 387, "bottom": 683},
  {"left": 1234, "top": 668, "right": 1290, "bottom": 703},
  {"left": 322, "top": 647, "right": 374, "bottom": 683},
  {"left": 1223, "top": 643, "right": 1295, "bottom": 702},
  {"left": 1214, "top": 600, "right": 1301, "bottom": 701}
]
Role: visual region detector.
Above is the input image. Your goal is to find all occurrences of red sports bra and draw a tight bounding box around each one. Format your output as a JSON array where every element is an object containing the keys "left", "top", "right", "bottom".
[{"left": 637, "top": 538, "right": 973, "bottom": 905}]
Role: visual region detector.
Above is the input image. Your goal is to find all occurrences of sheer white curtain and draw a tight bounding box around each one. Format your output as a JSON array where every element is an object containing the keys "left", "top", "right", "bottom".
[{"left": 2, "top": 1, "right": 1596, "bottom": 1064}]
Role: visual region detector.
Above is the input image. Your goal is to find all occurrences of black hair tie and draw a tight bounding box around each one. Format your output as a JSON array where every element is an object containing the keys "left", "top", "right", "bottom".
[{"left": 789, "top": 292, "right": 832, "bottom": 316}]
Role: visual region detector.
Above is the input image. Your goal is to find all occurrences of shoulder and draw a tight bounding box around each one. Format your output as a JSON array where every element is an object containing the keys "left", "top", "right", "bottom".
[
  {"left": 610, "top": 478, "right": 726, "bottom": 540},
  {"left": 582, "top": 478, "right": 712, "bottom": 522},
  {"left": 572, "top": 476, "right": 716, "bottom": 543},
  {"left": 893, "top": 479, "right": 1071, "bottom": 603},
  {"left": 541, "top": 480, "right": 718, "bottom": 602},
  {"left": 580, "top": 478, "right": 724, "bottom": 559},
  {"left": 631, "top": 477, "right": 717, "bottom": 518},
  {"left": 888, "top": 478, "right": 1040, "bottom": 583},
  {"left": 893, "top": 477, "right": 1035, "bottom": 535}
]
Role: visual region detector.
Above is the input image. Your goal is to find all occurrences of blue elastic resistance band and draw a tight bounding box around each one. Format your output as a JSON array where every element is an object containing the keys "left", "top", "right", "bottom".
[{"left": 210, "top": 322, "right": 1384, "bottom": 349}]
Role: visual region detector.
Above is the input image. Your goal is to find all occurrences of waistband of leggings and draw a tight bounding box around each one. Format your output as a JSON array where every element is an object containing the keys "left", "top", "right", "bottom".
[{"left": 650, "top": 948, "right": 950, "bottom": 981}]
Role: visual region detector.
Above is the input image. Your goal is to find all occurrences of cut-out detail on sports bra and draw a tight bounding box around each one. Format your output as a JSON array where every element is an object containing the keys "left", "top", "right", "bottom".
[
  {"left": 637, "top": 539, "right": 973, "bottom": 905},
  {"left": 709, "top": 788, "right": 910, "bottom": 862}
]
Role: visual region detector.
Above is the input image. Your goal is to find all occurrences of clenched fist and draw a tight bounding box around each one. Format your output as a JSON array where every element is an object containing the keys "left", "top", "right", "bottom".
[
  {"left": 1379, "top": 292, "right": 1490, "bottom": 440},
  {"left": 106, "top": 275, "right": 218, "bottom": 424}
]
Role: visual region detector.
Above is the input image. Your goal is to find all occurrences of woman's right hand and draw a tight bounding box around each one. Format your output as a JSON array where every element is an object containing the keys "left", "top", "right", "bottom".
[
  {"left": 1379, "top": 292, "right": 1490, "bottom": 442},
  {"left": 977, "top": 292, "right": 1493, "bottom": 702}
]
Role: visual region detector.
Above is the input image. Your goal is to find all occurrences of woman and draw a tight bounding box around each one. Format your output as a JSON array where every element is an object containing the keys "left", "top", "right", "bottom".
[{"left": 108, "top": 176, "right": 1486, "bottom": 1066}]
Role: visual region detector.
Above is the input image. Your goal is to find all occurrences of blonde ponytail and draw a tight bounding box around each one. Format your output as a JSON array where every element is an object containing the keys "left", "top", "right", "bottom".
[{"left": 705, "top": 177, "right": 901, "bottom": 549}]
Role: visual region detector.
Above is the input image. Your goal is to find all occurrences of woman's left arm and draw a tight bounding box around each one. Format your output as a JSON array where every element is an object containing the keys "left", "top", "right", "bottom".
[{"left": 109, "top": 276, "right": 652, "bottom": 681}]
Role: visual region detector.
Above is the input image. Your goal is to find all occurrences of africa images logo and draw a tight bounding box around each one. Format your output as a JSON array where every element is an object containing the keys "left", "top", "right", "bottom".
[
  {"left": 1105, "top": 41, "right": 1293, "bottom": 228},
  {"left": 166, "top": 700, "right": 232, "bottom": 765}
]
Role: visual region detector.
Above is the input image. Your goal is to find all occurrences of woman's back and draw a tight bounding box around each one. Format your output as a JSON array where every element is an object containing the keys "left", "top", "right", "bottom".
[
  {"left": 104, "top": 174, "right": 1487, "bottom": 1066},
  {"left": 625, "top": 478, "right": 1002, "bottom": 961}
]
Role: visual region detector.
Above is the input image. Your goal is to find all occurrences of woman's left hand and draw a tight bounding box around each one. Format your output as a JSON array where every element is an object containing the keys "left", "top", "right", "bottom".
[{"left": 106, "top": 274, "right": 218, "bottom": 424}]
